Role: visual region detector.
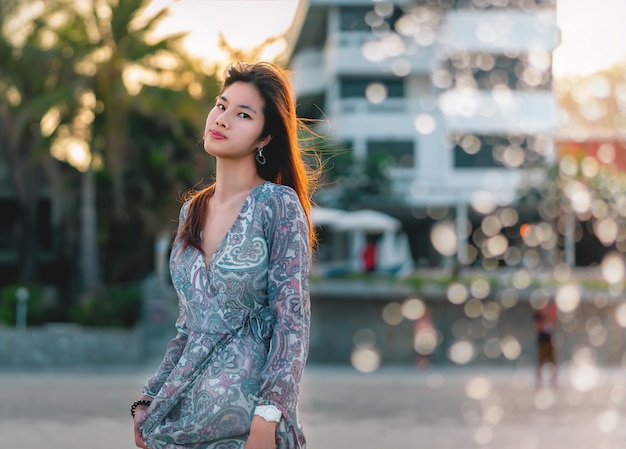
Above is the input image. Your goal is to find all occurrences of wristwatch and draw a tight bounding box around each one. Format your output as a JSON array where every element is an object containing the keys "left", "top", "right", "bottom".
[{"left": 254, "top": 405, "right": 282, "bottom": 423}]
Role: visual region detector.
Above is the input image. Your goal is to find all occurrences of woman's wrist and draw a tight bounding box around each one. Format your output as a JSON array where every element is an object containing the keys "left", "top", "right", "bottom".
[
  {"left": 130, "top": 399, "right": 152, "bottom": 418},
  {"left": 250, "top": 414, "right": 278, "bottom": 433}
]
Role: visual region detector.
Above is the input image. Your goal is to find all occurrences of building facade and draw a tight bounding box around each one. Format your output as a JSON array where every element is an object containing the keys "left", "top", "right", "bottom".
[{"left": 286, "top": 0, "right": 560, "bottom": 267}]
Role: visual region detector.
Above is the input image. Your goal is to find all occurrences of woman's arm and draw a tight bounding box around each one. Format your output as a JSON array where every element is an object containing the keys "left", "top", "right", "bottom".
[
  {"left": 142, "top": 202, "right": 191, "bottom": 397},
  {"left": 256, "top": 187, "right": 311, "bottom": 416}
]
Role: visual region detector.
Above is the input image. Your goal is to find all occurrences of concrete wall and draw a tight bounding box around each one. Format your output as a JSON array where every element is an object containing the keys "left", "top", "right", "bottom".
[
  {"left": 2, "top": 279, "right": 624, "bottom": 369},
  {"left": 308, "top": 280, "right": 626, "bottom": 368},
  {"left": 0, "top": 325, "right": 143, "bottom": 368}
]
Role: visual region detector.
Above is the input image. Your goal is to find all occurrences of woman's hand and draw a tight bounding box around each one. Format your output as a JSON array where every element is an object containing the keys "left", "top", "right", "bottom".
[
  {"left": 244, "top": 415, "right": 278, "bottom": 449},
  {"left": 133, "top": 399, "right": 151, "bottom": 449}
]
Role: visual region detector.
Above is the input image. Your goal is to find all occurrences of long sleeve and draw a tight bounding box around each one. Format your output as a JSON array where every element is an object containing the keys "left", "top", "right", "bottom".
[
  {"left": 142, "top": 202, "right": 191, "bottom": 398},
  {"left": 257, "top": 187, "right": 311, "bottom": 416}
]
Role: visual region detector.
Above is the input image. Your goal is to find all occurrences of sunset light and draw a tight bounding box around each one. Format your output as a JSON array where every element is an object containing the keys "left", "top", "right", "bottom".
[{"left": 148, "top": 0, "right": 626, "bottom": 77}]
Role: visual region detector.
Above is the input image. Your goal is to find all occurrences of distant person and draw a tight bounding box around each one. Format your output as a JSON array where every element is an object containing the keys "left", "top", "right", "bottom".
[
  {"left": 362, "top": 235, "right": 377, "bottom": 272},
  {"left": 533, "top": 302, "right": 558, "bottom": 389},
  {"left": 131, "top": 62, "right": 316, "bottom": 449},
  {"left": 413, "top": 308, "right": 436, "bottom": 370}
]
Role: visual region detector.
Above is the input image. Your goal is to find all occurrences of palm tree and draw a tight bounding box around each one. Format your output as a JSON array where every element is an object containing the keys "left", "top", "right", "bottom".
[
  {"left": 1, "top": 0, "right": 217, "bottom": 298},
  {"left": 76, "top": 0, "right": 211, "bottom": 289},
  {"left": 0, "top": 0, "right": 84, "bottom": 284}
]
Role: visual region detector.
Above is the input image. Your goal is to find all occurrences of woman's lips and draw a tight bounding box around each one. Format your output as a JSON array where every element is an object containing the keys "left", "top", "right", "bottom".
[{"left": 208, "top": 130, "right": 226, "bottom": 139}]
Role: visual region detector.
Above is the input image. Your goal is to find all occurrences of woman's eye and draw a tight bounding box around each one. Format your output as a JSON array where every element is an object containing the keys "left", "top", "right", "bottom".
[
  {"left": 216, "top": 103, "right": 225, "bottom": 110},
  {"left": 238, "top": 112, "right": 250, "bottom": 119}
]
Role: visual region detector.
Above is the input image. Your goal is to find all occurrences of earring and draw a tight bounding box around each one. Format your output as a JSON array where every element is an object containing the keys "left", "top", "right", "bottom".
[{"left": 256, "top": 147, "right": 267, "bottom": 165}]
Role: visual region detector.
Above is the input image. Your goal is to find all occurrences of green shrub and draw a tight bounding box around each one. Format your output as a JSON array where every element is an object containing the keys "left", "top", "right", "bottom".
[
  {"left": 0, "top": 285, "right": 49, "bottom": 327},
  {"left": 71, "top": 283, "right": 142, "bottom": 328}
]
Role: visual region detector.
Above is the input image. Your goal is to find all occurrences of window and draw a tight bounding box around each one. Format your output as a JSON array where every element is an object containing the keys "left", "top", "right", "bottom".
[
  {"left": 451, "top": 0, "right": 555, "bottom": 10},
  {"left": 339, "top": 6, "right": 405, "bottom": 32},
  {"left": 368, "top": 140, "right": 415, "bottom": 168},
  {"left": 445, "top": 53, "right": 552, "bottom": 91},
  {"left": 452, "top": 134, "right": 547, "bottom": 168},
  {"left": 340, "top": 6, "right": 372, "bottom": 32},
  {"left": 0, "top": 199, "right": 18, "bottom": 250},
  {"left": 296, "top": 94, "right": 326, "bottom": 120},
  {"left": 322, "top": 141, "right": 354, "bottom": 183},
  {"left": 339, "top": 77, "right": 404, "bottom": 98}
]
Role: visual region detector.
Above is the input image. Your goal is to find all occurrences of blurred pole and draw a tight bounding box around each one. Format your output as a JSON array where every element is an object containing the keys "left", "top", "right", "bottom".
[
  {"left": 564, "top": 209, "right": 576, "bottom": 266},
  {"left": 155, "top": 232, "right": 170, "bottom": 287},
  {"left": 15, "top": 287, "right": 29, "bottom": 329},
  {"left": 456, "top": 203, "right": 467, "bottom": 264},
  {"left": 81, "top": 164, "right": 100, "bottom": 293}
]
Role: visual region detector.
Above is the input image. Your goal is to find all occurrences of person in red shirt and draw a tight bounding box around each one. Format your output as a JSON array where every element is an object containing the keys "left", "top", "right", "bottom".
[{"left": 362, "top": 235, "right": 377, "bottom": 272}]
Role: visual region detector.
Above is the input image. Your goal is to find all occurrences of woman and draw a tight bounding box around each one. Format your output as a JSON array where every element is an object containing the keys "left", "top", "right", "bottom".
[{"left": 132, "top": 61, "right": 316, "bottom": 449}]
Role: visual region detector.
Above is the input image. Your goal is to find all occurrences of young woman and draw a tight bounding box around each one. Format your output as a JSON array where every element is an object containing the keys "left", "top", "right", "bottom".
[{"left": 132, "top": 61, "right": 316, "bottom": 449}]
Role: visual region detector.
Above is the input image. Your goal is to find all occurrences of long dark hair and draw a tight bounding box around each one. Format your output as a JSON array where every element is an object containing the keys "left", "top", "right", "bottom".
[{"left": 178, "top": 61, "right": 317, "bottom": 252}]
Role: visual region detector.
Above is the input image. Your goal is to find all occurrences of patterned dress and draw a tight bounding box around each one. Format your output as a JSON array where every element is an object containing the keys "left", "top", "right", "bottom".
[{"left": 139, "top": 182, "right": 310, "bottom": 449}]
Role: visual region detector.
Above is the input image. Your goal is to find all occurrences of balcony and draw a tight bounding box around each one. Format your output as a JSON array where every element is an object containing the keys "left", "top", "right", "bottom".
[
  {"left": 290, "top": 50, "right": 326, "bottom": 96},
  {"left": 439, "top": 89, "right": 557, "bottom": 134},
  {"left": 406, "top": 169, "right": 523, "bottom": 207},
  {"left": 439, "top": 10, "right": 559, "bottom": 53},
  {"left": 325, "top": 32, "right": 434, "bottom": 75},
  {"left": 328, "top": 98, "right": 417, "bottom": 137}
]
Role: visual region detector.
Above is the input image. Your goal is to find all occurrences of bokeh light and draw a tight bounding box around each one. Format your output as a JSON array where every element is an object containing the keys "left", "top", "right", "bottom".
[
  {"left": 447, "top": 282, "right": 468, "bottom": 305},
  {"left": 464, "top": 298, "right": 483, "bottom": 319},
  {"left": 465, "top": 376, "right": 492, "bottom": 401},
  {"left": 402, "top": 297, "right": 425, "bottom": 320},
  {"left": 615, "top": 303, "right": 626, "bottom": 327},
  {"left": 365, "top": 82, "right": 388, "bottom": 104},
  {"left": 449, "top": 339, "right": 475, "bottom": 365},
  {"left": 414, "top": 328, "right": 438, "bottom": 355},
  {"left": 569, "top": 348, "right": 600, "bottom": 392},
  {"left": 600, "top": 252, "right": 625, "bottom": 284},
  {"left": 382, "top": 302, "right": 404, "bottom": 325},
  {"left": 414, "top": 113, "right": 436, "bottom": 134},
  {"left": 501, "top": 336, "right": 522, "bottom": 360},
  {"left": 470, "top": 278, "right": 490, "bottom": 299},
  {"left": 555, "top": 284, "right": 581, "bottom": 313},
  {"left": 534, "top": 389, "right": 555, "bottom": 410},
  {"left": 597, "top": 410, "right": 620, "bottom": 433},
  {"left": 351, "top": 347, "right": 381, "bottom": 373},
  {"left": 431, "top": 221, "right": 458, "bottom": 256}
]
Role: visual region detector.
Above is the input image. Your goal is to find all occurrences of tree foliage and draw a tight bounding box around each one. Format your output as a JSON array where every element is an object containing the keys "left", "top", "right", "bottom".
[
  {"left": 0, "top": 0, "right": 220, "bottom": 315},
  {"left": 556, "top": 62, "right": 626, "bottom": 131}
]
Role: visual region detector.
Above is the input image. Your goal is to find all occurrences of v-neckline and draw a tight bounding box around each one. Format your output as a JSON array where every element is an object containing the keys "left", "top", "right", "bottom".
[{"left": 201, "top": 182, "right": 268, "bottom": 270}]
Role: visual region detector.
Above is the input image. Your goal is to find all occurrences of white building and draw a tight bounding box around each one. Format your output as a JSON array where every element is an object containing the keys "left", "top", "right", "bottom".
[{"left": 285, "top": 0, "right": 560, "bottom": 268}]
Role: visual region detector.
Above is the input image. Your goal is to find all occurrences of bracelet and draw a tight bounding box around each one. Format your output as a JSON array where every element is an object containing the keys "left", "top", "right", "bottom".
[{"left": 130, "top": 399, "right": 152, "bottom": 418}]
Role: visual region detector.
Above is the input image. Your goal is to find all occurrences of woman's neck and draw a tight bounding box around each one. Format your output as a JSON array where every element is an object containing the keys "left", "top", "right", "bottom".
[{"left": 213, "top": 159, "right": 265, "bottom": 201}]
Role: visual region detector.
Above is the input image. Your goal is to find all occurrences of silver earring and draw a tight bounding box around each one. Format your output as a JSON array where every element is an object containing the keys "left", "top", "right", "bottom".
[{"left": 256, "top": 147, "right": 267, "bottom": 165}]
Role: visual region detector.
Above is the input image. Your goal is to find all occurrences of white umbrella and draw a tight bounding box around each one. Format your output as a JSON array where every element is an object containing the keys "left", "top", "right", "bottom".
[
  {"left": 332, "top": 209, "right": 401, "bottom": 232},
  {"left": 311, "top": 207, "right": 349, "bottom": 227}
]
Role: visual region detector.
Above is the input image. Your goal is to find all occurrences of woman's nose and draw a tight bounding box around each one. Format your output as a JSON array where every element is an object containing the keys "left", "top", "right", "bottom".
[{"left": 215, "top": 113, "right": 228, "bottom": 128}]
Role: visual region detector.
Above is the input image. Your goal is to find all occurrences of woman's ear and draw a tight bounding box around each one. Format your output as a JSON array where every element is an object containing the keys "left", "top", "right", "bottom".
[{"left": 259, "top": 135, "right": 272, "bottom": 148}]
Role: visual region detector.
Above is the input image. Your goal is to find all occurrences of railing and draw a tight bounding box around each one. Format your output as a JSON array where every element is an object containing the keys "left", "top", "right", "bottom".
[{"left": 339, "top": 98, "right": 407, "bottom": 115}]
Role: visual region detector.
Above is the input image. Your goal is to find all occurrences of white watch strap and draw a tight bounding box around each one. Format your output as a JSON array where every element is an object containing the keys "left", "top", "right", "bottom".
[{"left": 254, "top": 404, "right": 282, "bottom": 422}]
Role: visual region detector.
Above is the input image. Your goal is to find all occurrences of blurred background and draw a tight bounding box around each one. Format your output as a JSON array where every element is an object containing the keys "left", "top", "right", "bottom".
[{"left": 2, "top": 0, "right": 626, "bottom": 446}]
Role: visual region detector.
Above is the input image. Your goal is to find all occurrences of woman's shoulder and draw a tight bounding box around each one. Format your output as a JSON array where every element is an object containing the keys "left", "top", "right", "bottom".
[
  {"left": 255, "top": 182, "right": 304, "bottom": 225},
  {"left": 257, "top": 182, "right": 299, "bottom": 202},
  {"left": 179, "top": 198, "right": 193, "bottom": 217}
]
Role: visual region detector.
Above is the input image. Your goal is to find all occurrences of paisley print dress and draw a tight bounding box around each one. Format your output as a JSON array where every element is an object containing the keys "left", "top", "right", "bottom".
[{"left": 139, "top": 182, "right": 310, "bottom": 449}]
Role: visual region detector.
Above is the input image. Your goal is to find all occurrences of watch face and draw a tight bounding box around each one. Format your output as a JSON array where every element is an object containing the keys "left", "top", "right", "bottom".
[
  {"left": 266, "top": 408, "right": 281, "bottom": 421},
  {"left": 257, "top": 406, "right": 281, "bottom": 422}
]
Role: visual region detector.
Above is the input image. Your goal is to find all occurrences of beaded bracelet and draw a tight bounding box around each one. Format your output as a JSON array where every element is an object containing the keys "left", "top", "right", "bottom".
[{"left": 130, "top": 399, "right": 152, "bottom": 418}]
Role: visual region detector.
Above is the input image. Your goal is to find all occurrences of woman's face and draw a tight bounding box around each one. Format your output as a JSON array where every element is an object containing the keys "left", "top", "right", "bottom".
[{"left": 203, "top": 81, "right": 271, "bottom": 160}]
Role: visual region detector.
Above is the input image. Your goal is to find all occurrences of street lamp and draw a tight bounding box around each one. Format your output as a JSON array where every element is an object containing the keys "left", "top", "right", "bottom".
[{"left": 15, "top": 287, "right": 29, "bottom": 329}]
